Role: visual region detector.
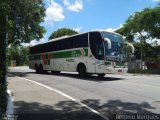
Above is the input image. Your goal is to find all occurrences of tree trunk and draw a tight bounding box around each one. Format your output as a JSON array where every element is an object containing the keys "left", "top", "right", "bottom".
[{"left": 0, "top": 14, "right": 7, "bottom": 114}]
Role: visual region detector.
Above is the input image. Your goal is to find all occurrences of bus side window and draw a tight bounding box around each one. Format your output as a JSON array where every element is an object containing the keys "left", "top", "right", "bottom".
[
  {"left": 75, "top": 36, "right": 80, "bottom": 48},
  {"left": 70, "top": 37, "right": 75, "bottom": 49},
  {"left": 72, "top": 34, "right": 88, "bottom": 48},
  {"left": 54, "top": 41, "right": 58, "bottom": 51},
  {"left": 81, "top": 33, "right": 88, "bottom": 47}
]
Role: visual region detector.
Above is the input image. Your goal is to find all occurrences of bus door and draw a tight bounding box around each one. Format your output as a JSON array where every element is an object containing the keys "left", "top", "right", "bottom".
[
  {"left": 88, "top": 32, "right": 105, "bottom": 73},
  {"left": 88, "top": 49, "right": 96, "bottom": 73},
  {"left": 95, "top": 42, "right": 105, "bottom": 73},
  {"left": 88, "top": 42, "right": 105, "bottom": 73}
]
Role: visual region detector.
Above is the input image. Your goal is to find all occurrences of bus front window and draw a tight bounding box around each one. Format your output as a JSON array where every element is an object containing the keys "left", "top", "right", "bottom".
[
  {"left": 96, "top": 42, "right": 104, "bottom": 56},
  {"left": 102, "top": 32, "right": 124, "bottom": 62},
  {"left": 89, "top": 32, "right": 104, "bottom": 60}
]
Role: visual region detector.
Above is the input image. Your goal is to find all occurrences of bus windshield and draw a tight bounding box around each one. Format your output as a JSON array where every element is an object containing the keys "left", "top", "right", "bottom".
[{"left": 102, "top": 32, "right": 124, "bottom": 61}]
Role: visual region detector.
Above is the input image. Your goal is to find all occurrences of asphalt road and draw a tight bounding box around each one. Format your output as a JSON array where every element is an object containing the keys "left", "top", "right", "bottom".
[{"left": 9, "top": 66, "right": 160, "bottom": 119}]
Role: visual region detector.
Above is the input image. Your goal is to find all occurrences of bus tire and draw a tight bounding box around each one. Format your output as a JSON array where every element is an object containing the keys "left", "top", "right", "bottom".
[
  {"left": 35, "top": 64, "right": 39, "bottom": 73},
  {"left": 98, "top": 73, "right": 105, "bottom": 77},
  {"left": 77, "top": 63, "right": 87, "bottom": 77}
]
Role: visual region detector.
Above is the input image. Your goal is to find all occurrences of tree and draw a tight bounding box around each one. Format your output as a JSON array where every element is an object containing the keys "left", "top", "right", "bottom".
[
  {"left": 116, "top": 5, "right": 160, "bottom": 41},
  {"left": 0, "top": 0, "right": 45, "bottom": 114},
  {"left": 19, "top": 46, "right": 29, "bottom": 65},
  {"left": 7, "top": 0, "right": 46, "bottom": 45},
  {"left": 7, "top": 45, "right": 29, "bottom": 66},
  {"left": 0, "top": 1, "right": 8, "bottom": 114},
  {"left": 49, "top": 28, "right": 78, "bottom": 40},
  {"left": 116, "top": 5, "right": 160, "bottom": 68}
]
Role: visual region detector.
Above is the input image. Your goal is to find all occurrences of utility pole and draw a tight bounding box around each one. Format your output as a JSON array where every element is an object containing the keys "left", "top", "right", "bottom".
[
  {"left": 139, "top": 31, "right": 145, "bottom": 70},
  {"left": 140, "top": 37, "right": 143, "bottom": 69}
]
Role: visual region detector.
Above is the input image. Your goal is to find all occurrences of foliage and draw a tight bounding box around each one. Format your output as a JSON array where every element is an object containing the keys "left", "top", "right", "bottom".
[
  {"left": 7, "top": 45, "right": 29, "bottom": 66},
  {"left": 128, "top": 68, "right": 160, "bottom": 74},
  {"left": 49, "top": 28, "right": 78, "bottom": 40},
  {"left": 6, "top": 0, "right": 46, "bottom": 45},
  {"left": 145, "top": 57, "right": 160, "bottom": 63},
  {"left": 0, "top": 6, "right": 7, "bottom": 115},
  {"left": 116, "top": 5, "right": 160, "bottom": 42},
  {"left": 0, "top": 82, "right": 7, "bottom": 114},
  {"left": 0, "top": 0, "right": 46, "bottom": 115},
  {"left": 133, "top": 42, "right": 160, "bottom": 59},
  {"left": 116, "top": 5, "right": 160, "bottom": 66}
]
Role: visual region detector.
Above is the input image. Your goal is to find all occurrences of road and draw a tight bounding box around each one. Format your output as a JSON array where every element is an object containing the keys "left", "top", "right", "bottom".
[{"left": 9, "top": 66, "right": 160, "bottom": 119}]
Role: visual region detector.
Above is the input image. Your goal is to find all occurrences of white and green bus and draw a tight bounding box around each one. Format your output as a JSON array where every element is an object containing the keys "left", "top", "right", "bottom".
[{"left": 29, "top": 31, "right": 134, "bottom": 77}]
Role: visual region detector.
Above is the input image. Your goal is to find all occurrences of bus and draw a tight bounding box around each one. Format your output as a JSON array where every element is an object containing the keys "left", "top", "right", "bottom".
[{"left": 29, "top": 31, "right": 134, "bottom": 77}]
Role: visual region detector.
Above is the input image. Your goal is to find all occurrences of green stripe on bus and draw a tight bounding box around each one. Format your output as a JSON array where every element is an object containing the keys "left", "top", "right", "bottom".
[
  {"left": 48, "top": 60, "right": 50, "bottom": 65},
  {"left": 29, "top": 48, "right": 88, "bottom": 60},
  {"left": 53, "top": 50, "right": 74, "bottom": 58},
  {"left": 45, "top": 54, "right": 48, "bottom": 59}
]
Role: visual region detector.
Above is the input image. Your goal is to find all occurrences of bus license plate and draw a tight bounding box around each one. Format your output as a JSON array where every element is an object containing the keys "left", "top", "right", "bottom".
[{"left": 118, "top": 70, "right": 122, "bottom": 72}]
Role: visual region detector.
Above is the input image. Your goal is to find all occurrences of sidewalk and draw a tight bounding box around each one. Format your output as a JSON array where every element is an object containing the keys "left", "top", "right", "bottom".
[{"left": 7, "top": 76, "right": 104, "bottom": 120}]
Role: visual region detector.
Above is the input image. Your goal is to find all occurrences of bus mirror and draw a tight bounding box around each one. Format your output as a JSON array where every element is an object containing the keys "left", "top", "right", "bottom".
[
  {"left": 123, "top": 36, "right": 126, "bottom": 41},
  {"left": 104, "top": 38, "right": 111, "bottom": 49},
  {"left": 126, "top": 42, "right": 134, "bottom": 54}
]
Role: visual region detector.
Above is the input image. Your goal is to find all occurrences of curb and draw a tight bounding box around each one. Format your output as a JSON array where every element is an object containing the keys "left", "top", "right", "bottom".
[{"left": 6, "top": 89, "right": 14, "bottom": 115}]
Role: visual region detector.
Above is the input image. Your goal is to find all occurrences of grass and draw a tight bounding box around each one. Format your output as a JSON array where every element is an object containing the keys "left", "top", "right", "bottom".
[{"left": 0, "top": 82, "right": 7, "bottom": 116}]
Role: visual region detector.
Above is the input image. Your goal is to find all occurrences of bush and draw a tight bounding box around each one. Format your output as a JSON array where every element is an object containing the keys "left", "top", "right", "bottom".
[
  {"left": 128, "top": 68, "right": 160, "bottom": 74},
  {"left": 0, "top": 81, "right": 7, "bottom": 116},
  {"left": 145, "top": 57, "right": 160, "bottom": 69}
]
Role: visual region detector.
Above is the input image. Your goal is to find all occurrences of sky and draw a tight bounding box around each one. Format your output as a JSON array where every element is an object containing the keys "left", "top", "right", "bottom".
[{"left": 29, "top": 0, "right": 160, "bottom": 45}]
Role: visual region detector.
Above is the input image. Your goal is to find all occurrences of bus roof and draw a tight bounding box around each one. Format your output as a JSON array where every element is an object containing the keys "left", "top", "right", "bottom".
[
  {"left": 49, "top": 30, "right": 121, "bottom": 41},
  {"left": 30, "top": 30, "right": 122, "bottom": 48}
]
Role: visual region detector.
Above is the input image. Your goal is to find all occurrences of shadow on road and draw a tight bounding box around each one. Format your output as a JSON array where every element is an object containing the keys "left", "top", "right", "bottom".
[
  {"left": 8, "top": 71, "right": 124, "bottom": 82},
  {"left": 8, "top": 72, "right": 34, "bottom": 77},
  {"left": 14, "top": 99, "right": 155, "bottom": 120},
  {"left": 53, "top": 73, "right": 125, "bottom": 82}
]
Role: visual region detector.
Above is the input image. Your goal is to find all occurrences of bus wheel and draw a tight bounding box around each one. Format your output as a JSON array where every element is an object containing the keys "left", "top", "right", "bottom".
[
  {"left": 77, "top": 64, "right": 87, "bottom": 77},
  {"left": 98, "top": 73, "right": 105, "bottom": 77}
]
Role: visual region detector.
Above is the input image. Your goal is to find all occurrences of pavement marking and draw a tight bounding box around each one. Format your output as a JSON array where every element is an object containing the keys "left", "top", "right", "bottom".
[
  {"left": 6, "top": 89, "right": 14, "bottom": 115},
  {"left": 17, "top": 76, "right": 109, "bottom": 120}
]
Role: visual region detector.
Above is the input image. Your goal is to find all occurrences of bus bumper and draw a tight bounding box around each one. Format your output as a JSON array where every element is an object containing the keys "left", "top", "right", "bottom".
[{"left": 105, "top": 67, "right": 128, "bottom": 74}]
